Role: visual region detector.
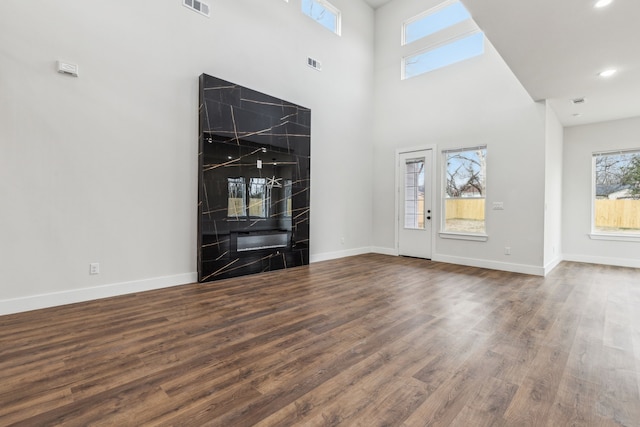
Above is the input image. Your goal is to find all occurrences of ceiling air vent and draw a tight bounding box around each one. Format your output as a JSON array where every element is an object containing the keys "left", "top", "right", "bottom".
[
  {"left": 183, "top": 0, "right": 210, "bottom": 17},
  {"left": 307, "top": 57, "right": 322, "bottom": 71}
]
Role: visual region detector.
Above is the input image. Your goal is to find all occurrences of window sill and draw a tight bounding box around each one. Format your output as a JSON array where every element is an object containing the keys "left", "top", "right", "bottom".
[
  {"left": 589, "top": 233, "right": 640, "bottom": 243},
  {"left": 439, "top": 232, "right": 488, "bottom": 242}
]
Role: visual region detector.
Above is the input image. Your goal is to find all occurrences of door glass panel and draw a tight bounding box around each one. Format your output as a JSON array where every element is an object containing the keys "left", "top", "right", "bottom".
[{"left": 404, "top": 159, "right": 425, "bottom": 229}]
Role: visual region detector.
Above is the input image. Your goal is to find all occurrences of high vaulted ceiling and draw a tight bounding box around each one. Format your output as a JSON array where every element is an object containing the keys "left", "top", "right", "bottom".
[
  {"left": 363, "top": 0, "right": 392, "bottom": 9},
  {"left": 365, "top": 0, "right": 640, "bottom": 126}
]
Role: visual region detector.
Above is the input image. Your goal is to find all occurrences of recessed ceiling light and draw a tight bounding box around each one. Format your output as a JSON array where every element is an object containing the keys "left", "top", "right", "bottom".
[
  {"left": 594, "top": 0, "right": 613, "bottom": 8},
  {"left": 598, "top": 69, "right": 617, "bottom": 78}
]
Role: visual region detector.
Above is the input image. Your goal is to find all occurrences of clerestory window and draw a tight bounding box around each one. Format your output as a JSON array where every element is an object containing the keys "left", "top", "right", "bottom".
[
  {"left": 302, "top": 0, "right": 341, "bottom": 35},
  {"left": 402, "top": 1, "right": 484, "bottom": 79}
]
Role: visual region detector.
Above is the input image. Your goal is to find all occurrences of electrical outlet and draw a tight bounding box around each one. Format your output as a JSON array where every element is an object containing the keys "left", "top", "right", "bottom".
[
  {"left": 504, "top": 247, "right": 511, "bottom": 255},
  {"left": 90, "top": 263, "right": 100, "bottom": 275},
  {"left": 340, "top": 237, "right": 345, "bottom": 245}
]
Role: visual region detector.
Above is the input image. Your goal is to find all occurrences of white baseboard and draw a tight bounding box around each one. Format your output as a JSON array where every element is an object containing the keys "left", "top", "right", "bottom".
[
  {"left": 543, "top": 256, "right": 563, "bottom": 276},
  {"left": 371, "top": 246, "right": 399, "bottom": 256},
  {"left": 562, "top": 253, "right": 640, "bottom": 269},
  {"left": 431, "top": 254, "right": 545, "bottom": 276},
  {"left": 310, "top": 247, "right": 373, "bottom": 263},
  {"left": 331, "top": 246, "right": 546, "bottom": 276},
  {"left": 0, "top": 272, "right": 197, "bottom": 316},
  {"left": 19, "top": 251, "right": 630, "bottom": 317}
]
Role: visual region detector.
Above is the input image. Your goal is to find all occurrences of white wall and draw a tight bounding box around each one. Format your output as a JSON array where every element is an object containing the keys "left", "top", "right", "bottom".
[
  {"left": 543, "top": 102, "right": 563, "bottom": 272},
  {"left": 0, "top": 0, "right": 374, "bottom": 314},
  {"left": 563, "top": 116, "right": 640, "bottom": 268},
  {"left": 372, "top": 0, "right": 548, "bottom": 275}
]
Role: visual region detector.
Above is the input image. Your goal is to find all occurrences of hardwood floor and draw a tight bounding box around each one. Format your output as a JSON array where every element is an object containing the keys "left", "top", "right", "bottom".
[{"left": 1, "top": 254, "right": 639, "bottom": 426}]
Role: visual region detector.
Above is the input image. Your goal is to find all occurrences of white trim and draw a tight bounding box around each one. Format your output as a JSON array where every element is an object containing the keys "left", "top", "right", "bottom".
[
  {"left": 563, "top": 253, "right": 640, "bottom": 269},
  {"left": 310, "top": 246, "right": 372, "bottom": 263},
  {"left": 593, "top": 147, "right": 640, "bottom": 157},
  {"left": 589, "top": 233, "right": 640, "bottom": 242},
  {"left": 371, "top": 246, "right": 399, "bottom": 256},
  {"left": 591, "top": 149, "right": 640, "bottom": 236},
  {"left": 395, "top": 145, "right": 437, "bottom": 259},
  {"left": 303, "top": 0, "right": 342, "bottom": 36},
  {"left": 0, "top": 272, "right": 197, "bottom": 316},
  {"left": 543, "top": 257, "right": 563, "bottom": 276},
  {"left": 439, "top": 232, "right": 488, "bottom": 242},
  {"left": 441, "top": 146, "right": 488, "bottom": 237},
  {"left": 401, "top": 0, "right": 470, "bottom": 46},
  {"left": 590, "top": 155, "right": 597, "bottom": 234},
  {"left": 432, "top": 254, "right": 545, "bottom": 276}
]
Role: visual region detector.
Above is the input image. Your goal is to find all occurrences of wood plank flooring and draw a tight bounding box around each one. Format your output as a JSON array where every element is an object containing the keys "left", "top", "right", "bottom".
[{"left": 1, "top": 254, "right": 639, "bottom": 426}]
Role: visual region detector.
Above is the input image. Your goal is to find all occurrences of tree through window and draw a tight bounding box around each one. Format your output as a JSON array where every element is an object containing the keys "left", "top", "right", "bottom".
[
  {"left": 443, "top": 147, "right": 486, "bottom": 234},
  {"left": 301, "top": 0, "right": 341, "bottom": 35},
  {"left": 593, "top": 150, "right": 640, "bottom": 235}
]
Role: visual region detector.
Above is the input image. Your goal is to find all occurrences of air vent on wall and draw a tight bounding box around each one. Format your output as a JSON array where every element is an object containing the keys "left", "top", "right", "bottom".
[
  {"left": 183, "top": 0, "right": 210, "bottom": 17},
  {"left": 307, "top": 57, "right": 322, "bottom": 71}
]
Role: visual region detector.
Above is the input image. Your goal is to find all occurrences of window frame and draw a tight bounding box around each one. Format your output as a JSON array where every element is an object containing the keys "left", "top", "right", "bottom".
[
  {"left": 402, "top": 30, "right": 484, "bottom": 80},
  {"left": 400, "top": 0, "right": 484, "bottom": 80},
  {"left": 440, "top": 145, "right": 488, "bottom": 241},
  {"left": 301, "top": 0, "right": 342, "bottom": 36},
  {"left": 403, "top": 158, "right": 426, "bottom": 230},
  {"left": 402, "top": 0, "right": 471, "bottom": 46},
  {"left": 590, "top": 148, "right": 640, "bottom": 242}
]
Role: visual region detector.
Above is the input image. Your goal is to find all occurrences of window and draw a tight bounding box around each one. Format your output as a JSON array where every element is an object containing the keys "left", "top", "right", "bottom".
[
  {"left": 401, "top": 1, "right": 484, "bottom": 79},
  {"left": 443, "top": 147, "right": 486, "bottom": 235},
  {"left": 592, "top": 150, "right": 640, "bottom": 237},
  {"left": 404, "top": 159, "right": 425, "bottom": 229},
  {"left": 403, "top": 1, "right": 471, "bottom": 45},
  {"left": 227, "top": 178, "right": 246, "bottom": 218},
  {"left": 302, "top": 0, "right": 341, "bottom": 35},
  {"left": 404, "top": 32, "right": 484, "bottom": 80}
]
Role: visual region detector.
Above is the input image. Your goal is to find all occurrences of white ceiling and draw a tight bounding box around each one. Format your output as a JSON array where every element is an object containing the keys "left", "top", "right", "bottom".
[
  {"left": 365, "top": 0, "right": 640, "bottom": 126},
  {"left": 362, "top": 0, "right": 392, "bottom": 9}
]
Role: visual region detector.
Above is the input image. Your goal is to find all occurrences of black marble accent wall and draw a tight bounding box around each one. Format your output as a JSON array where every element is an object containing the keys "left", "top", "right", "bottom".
[{"left": 198, "top": 74, "right": 311, "bottom": 282}]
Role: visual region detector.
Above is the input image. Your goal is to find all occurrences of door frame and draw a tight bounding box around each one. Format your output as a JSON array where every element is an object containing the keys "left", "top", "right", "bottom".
[{"left": 395, "top": 145, "right": 437, "bottom": 257}]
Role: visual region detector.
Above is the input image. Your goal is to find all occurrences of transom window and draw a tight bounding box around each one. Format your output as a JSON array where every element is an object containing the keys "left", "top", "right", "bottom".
[
  {"left": 593, "top": 149, "right": 640, "bottom": 236},
  {"left": 403, "top": 1, "right": 471, "bottom": 45},
  {"left": 443, "top": 146, "right": 487, "bottom": 235},
  {"left": 404, "top": 32, "right": 484, "bottom": 80},
  {"left": 401, "top": 1, "right": 484, "bottom": 79},
  {"left": 302, "top": 0, "right": 341, "bottom": 35}
]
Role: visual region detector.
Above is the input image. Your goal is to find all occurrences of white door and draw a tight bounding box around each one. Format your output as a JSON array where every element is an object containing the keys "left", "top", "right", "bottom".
[{"left": 398, "top": 149, "right": 433, "bottom": 259}]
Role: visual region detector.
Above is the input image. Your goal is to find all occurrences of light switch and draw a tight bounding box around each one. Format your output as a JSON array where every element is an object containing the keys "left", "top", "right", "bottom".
[{"left": 492, "top": 201, "right": 504, "bottom": 210}]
